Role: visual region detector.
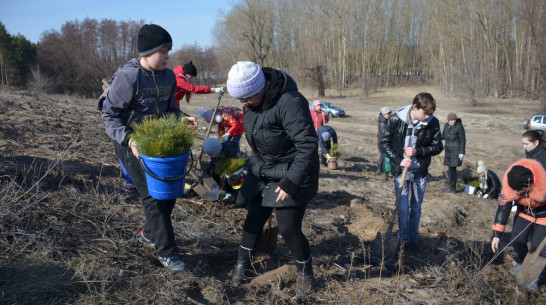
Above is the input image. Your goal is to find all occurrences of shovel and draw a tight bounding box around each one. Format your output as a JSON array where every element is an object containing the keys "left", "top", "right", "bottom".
[
  {"left": 257, "top": 214, "right": 278, "bottom": 254},
  {"left": 187, "top": 92, "right": 224, "bottom": 200},
  {"left": 371, "top": 165, "right": 409, "bottom": 262},
  {"left": 516, "top": 235, "right": 546, "bottom": 287},
  {"left": 189, "top": 174, "right": 220, "bottom": 201}
]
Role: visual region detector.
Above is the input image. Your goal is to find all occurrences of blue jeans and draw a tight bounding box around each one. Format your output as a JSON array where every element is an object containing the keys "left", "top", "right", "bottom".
[
  {"left": 394, "top": 170, "right": 427, "bottom": 245},
  {"left": 119, "top": 159, "right": 133, "bottom": 185}
]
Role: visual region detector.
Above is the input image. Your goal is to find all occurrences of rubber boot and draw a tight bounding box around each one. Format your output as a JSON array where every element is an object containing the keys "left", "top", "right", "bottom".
[
  {"left": 295, "top": 258, "right": 314, "bottom": 297},
  {"left": 231, "top": 245, "right": 255, "bottom": 283}
]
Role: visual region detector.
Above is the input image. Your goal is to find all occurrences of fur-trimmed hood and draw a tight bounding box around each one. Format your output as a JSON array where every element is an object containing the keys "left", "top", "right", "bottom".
[{"left": 501, "top": 158, "right": 546, "bottom": 205}]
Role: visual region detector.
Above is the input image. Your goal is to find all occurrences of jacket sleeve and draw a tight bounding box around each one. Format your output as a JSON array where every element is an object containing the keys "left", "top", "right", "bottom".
[
  {"left": 380, "top": 116, "right": 404, "bottom": 167},
  {"left": 416, "top": 119, "right": 443, "bottom": 157},
  {"left": 486, "top": 172, "right": 501, "bottom": 197},
  {"left": 492, "top": 202, "right": 512, "bottom": 237},
  {"left": 176, "top": 76, "right": 211, "bottom": 94},
  {"left": 458, "top": 124, "right": 466, "bottom": 155},
  {"left": 278, "top": 97, "right": 319, "bottom": 196},
  {"left": 101, "top": 72, "right": 137, "bottom": 145}
]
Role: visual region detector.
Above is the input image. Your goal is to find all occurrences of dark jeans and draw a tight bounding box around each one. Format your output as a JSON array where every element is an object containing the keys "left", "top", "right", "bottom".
[
  {"left": 113, "top": 141, "right": 178, "bottom": 258},
  {"left": 447, "top": 167, "right": 457, "bottom": 189},
  {"left": 511, "top": 216, "right": 546, "bottom": 263},
  {"left": 377, "top": 152, "right": 385, "bottom": 173},
  {"left": 240, "top": 200, "right": 310, "bottom": 261}
]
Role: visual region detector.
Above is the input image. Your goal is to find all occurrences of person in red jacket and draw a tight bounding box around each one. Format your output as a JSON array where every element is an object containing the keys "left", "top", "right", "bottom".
[
  {"left": 172, "top": 61, "right": 224, "bottom": 107},
  {"left": 309, "top": 100, "right": 328, "bottom": 131},
  {"left": 491, "top": 158, "right": 546, "bottom": 291},
  {"left": 198, "top": 106, "right": 245, "bottom": 150}
]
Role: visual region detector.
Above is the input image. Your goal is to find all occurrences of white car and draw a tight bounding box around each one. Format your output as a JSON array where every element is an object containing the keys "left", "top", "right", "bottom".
[{"left": 524, "top": 113, "right": 546, "bottom": 131}]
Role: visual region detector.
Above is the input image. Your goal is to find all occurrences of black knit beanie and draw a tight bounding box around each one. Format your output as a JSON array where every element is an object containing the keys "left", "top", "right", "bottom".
[
  {"left": 507, "top": 165, "right": 533, "bottom": 191},
  {"left": 183, "top": 61, "right": 197, "bottom": 77},
  {"left": 137, "top": 24, "right": 172, "bottom": 57}
]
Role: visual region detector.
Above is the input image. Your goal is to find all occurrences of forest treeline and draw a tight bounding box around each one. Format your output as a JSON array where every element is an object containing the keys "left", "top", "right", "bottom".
[{"left": 1, "top": 0, "right": 545, "bottom": 103}]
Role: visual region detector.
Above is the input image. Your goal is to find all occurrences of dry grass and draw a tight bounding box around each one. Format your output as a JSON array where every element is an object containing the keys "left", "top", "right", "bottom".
[{"left": 1, "top": 88, "right": 545, "bottom": 304}]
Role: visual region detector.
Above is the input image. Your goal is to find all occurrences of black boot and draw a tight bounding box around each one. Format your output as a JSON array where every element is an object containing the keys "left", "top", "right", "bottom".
[
  {"left": 232, "top": 245, "right": 256, "bottom": 283},
  {"left": 295, "top": 258, "right": 314, "bottom": 297}
]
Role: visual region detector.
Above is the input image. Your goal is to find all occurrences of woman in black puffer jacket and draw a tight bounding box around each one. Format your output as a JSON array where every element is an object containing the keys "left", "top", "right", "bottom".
[
  {"left": 442, "top": 113, "right": 466, "bottom": 193},
  {"left": 226, "top": 61, "right": 319, "bottom": 296},
  {"left": 522, "top": 130, "right": 546, "bottom": 169}
]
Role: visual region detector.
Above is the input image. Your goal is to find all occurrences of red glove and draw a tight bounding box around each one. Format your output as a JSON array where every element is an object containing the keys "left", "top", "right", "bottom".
[
  {"left": 400, "top": 158, "right": 412, "bottom": 167},
  {"left": 403, "top": 147, "right": 416, "bottom": 157}
]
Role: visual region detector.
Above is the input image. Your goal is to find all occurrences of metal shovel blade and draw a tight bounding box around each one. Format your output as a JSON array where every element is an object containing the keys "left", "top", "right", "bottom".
[
  {"left": 192, "top": 176, "right": 220, "bottom": 201},
  {"left": 516, "top": 235, "right": 546, "bottom": 288}
]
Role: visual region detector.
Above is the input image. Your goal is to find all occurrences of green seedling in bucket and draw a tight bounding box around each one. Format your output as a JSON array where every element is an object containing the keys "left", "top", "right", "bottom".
[
  {"left": 129, "top": 113, "right": 197, "bottom": 199},
  {"left": 129, "top": 113, "right": 196, "bottom": 158}
]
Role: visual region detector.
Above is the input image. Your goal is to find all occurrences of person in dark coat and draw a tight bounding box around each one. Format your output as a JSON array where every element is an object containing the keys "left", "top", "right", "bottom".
[
  {"left": 202, "top": 138, "right": 244, "bottom": 204},
  {"left": 376, "top": 106, "right": 392, "bottom": 175},
  {"left": 491, "top": 159, "right": 546, "bottom": 291},
  {"left": 522, "top": 130, "right": 546, "bottom": 169},
  {"left": 226, "top": 61, "right": 319, "bottom": 296},
  {"left": 441, "top": 112, "right": 466, "bottom": 193},
  {"left": 317, "top": 125, "right": 338, "bottom": 166},
  {"left": 380, "top": 92, "right": 444, "bottom": 250},
  {"left": 476, "top": 160, "right": 501, "bottom": 199}
]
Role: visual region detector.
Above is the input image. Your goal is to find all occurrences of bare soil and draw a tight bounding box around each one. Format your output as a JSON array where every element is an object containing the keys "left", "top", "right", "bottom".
[{"left": 0, "top": 86, "right": 545, "bottom": 304}]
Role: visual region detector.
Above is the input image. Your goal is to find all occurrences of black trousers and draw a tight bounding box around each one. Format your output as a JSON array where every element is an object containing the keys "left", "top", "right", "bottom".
[
  {"left": 240, "top": 201, "right": 310, "bottom": 261},
  {"left": 447, "top": 167, "right": 457, "bottom": 188},
  {"left": 113, "top": 141, "right": 177, "bottom": 258},
  {"left": 511, "top": 215, "right": 546, "bottom": 264},
  {"left": 377, "top": 152, "right": 385, "bottom": 173}
]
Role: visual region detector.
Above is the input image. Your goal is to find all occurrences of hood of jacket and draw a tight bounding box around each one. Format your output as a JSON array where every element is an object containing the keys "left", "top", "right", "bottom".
[
  {"left": 396, "top": 104, "right": 434, "bottom": 127},
  {"left": 247, "top": 67, "right": 297, "bottom": 112},
  {"left": 501, "top": 158, "right": 546, "bottom": 203}
]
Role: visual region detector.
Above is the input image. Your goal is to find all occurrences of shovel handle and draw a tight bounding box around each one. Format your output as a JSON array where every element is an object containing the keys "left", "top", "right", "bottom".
[{"left": 196, "top": 93, "right": 224, "bottom": 169}]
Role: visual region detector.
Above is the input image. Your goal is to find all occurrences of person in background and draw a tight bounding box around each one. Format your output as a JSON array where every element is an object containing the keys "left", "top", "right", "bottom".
[
  {"left": 316, "top": 125, "right": 338, "bottom": 167},
  {"left": 380, "top": 92, "right": 443, "bottom": 254},
  {"left": 476, "top": 160, "right": 501, "bottom": 199},
  {"left": 522, "top": 130, "right": 546, "bottom": 169},
  {"left": 101, "top": 24, "right": 197, "bottom": 271},
  {"left": 172, "top": 61, "right": 224, "bottom": 107},
  {"left": 309, "top": 100, "right": 329, "bottom": 131},
  {"left": 227, "top": 61, "right": 319, "bottom": 297},
  {"left": 441, "top": 112, "right": 466, "bottom": 193},
  {"left": 202, "top": 138, "right": 244, "bottom": 205},
  {"left": 198, "top": 106, "right": 245, "bottom": 149},
  {"left": 376, "top": 106, "right": 392, "bottom": 175},
  {"left": 491, "top": 159, "right": 546, "bottom": 291}
]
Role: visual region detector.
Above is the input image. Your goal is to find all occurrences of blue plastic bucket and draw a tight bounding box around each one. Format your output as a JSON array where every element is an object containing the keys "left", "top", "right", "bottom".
[{"left": 139, "top": 151, "right": 192, "bottom": 200}]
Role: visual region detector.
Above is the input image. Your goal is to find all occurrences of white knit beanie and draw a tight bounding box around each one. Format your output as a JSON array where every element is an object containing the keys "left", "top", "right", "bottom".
[
  {"left": 203, "top": 138, "right": 222, "bottom": 155},
  {"left": 226, "top": 61, "right": 265, "bottom": 99},
  {"left": 476, "top": 160, "right": 487, "bottom": 174}
]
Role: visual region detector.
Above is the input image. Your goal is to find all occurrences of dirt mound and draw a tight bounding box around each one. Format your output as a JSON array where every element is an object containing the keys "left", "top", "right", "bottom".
[{"left": 0, "top": 88, "right": 544, "bottom": 304}]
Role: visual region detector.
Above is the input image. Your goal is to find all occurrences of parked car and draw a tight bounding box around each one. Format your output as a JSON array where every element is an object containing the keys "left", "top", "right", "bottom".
[
  {"left": 309, "top": 102, "right": 346, "bottom": 117},
  {"left": 524, "top": 113, "right": 546, "bottom": 131}
]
